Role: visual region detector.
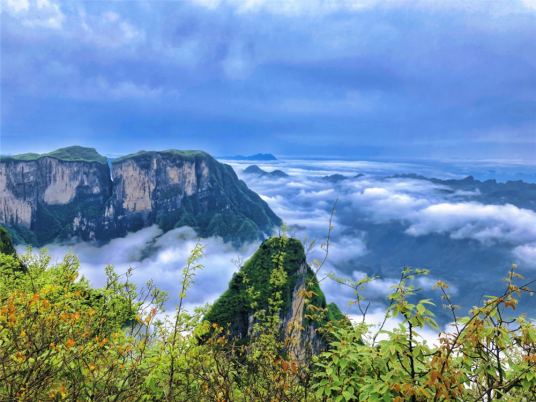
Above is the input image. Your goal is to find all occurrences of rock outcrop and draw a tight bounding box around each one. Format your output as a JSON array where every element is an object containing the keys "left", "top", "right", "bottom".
[
  {"left": 104, "top": 150, "right": 281, "bottom": 244},
  {"left": 204, "top": 237, "right": 346, "bottom": 360},
  {"left": 1, "top": 147, "right": 281, "bottom": 247}
]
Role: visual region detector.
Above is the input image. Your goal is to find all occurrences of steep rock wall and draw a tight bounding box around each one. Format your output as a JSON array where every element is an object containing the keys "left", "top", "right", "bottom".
[
  {"left": 1, "top": 150, "right": 112, "bottom": 245},
  {"left": 1, "top": 147, "right": 280, "bottom": 247},
  {"left": 105, "top": 150, "right": 280, "bottom": 245}
]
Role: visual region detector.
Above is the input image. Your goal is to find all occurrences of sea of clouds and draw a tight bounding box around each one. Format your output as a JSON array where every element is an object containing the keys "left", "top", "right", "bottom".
[{"left": 18, "top": 158, "right": 536, "bottom": 342}]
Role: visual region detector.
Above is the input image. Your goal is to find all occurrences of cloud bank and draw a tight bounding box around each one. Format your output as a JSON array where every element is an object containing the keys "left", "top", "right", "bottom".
[{"left": 19, "top": 159, "right": 536, "bottom": 326}]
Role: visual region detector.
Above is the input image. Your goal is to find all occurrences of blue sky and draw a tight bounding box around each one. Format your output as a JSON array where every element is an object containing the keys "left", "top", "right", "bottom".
[{"left": 1, "top": 0, "right": 535, "bottom": 159}]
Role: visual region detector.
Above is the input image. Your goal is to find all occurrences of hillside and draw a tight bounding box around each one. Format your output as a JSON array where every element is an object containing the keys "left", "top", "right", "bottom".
[{"left": 205, "top": 236, "right": 345, "bottom": 354}]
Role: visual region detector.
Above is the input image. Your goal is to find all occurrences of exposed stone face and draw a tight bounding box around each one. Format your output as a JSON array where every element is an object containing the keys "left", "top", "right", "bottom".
[
  {"left": 106, "top": 151, "right": 271, "bottom": 243},
  {"left": 1, "top": 148, "right": 280, "bottom": 247},
  {"left": 247, "top": 261, "right": 325, "bottom": 360},
  {"left": 0, "top": 157, "right": 112, "bottom": 235}
]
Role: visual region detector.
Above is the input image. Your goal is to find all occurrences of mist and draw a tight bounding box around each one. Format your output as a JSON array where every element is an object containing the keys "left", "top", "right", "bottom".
[{"left": 18, "top": 158, "right": 536, "bottom": 326}]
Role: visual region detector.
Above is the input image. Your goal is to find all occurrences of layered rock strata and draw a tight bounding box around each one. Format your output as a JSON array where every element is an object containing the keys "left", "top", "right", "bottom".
[{"left": 1, "top": 147, "right": 280, "bottom": 247}]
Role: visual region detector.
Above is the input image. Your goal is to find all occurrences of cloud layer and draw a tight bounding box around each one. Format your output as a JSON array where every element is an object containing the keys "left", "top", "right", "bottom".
[{"left": 19, "top": 159, "right": 536, "bottom": 326}]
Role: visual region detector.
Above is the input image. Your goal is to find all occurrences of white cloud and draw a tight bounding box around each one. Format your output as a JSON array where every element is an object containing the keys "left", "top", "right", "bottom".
[
  {"left": 7, "top": 0, "right": 29, "bottom": 12},
  {"left": 513, "top": 242, "right": 536, "bottom": 267},
  {"left": 76, "top": 6, "right": 145, "bottom": 48},
  {"left": 3, "top": 0, "right": 65, "bottom": 29},
  {"left": 103, "top": 11, "right": 120, "bottom": 23},
  {"left": 229, "top": 159, "right": 536, "bottom": 270},
  {"left": 522, "top": 0, "right": 536, "bottom": 10},
  {"left": 188, "top": 0, "right": 535, "bottom": 16},
  {"left": 406, "top": 203, "right": 536, "bottom": 246},
  {"left": 19, "top": 226, "right": 261, "bottom": 312}
]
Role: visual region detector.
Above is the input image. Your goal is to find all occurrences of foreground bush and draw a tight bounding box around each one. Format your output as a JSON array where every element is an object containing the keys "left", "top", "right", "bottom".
[{"left": 1, "top": 235, "right": 535, "bottom": 401}]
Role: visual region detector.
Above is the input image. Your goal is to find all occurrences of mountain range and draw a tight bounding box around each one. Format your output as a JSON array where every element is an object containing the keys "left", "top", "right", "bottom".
[
  {"left": 243, "top": 165, "right": 289, "bottom": 178},
  {"left": 0, "top": 146, "right": 281, "bottom": 247}
]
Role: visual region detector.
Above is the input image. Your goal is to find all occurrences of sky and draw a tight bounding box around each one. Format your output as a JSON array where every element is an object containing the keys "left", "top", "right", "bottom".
[{"left": 1, "top": 0, "right": 536, "bottom": 160}]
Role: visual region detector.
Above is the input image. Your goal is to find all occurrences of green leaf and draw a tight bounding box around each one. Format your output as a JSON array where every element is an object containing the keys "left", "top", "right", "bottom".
[{"left": 523, "top": 378, "right": 530, "bottom": 390}]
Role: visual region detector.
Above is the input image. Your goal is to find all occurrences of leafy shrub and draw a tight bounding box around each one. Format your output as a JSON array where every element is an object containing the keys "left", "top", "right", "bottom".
[{"left": 1, "top": 221, "right": 535, "bottom": 401}]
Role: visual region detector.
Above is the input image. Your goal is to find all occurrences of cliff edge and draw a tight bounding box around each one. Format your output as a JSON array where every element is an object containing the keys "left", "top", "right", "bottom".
[{"left": 1, "top": 147, "right": 280, "bottom": 247}]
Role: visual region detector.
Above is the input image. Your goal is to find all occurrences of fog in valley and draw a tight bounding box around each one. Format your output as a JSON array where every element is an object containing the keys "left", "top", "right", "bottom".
[{"left": 22, "top": 158, "right": 536, "bottom": 343}]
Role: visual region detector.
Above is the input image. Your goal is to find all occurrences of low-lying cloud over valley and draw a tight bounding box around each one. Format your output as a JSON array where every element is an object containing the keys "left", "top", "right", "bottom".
[{"left": 19, "top": 158, "right": 536, "bottom": 327}]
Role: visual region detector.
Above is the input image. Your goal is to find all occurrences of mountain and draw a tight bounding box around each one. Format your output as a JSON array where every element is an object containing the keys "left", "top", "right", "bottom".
[
  {"left": 0, "top": 146, "right": 113, "bottom": 246},
  {"left": 322, "top": 174, "right": 349, "bottom": 183},
  {"left": 243, "top": 165, "right": 289, "bottom": 178},
  {"left": 204, "top": 236, "right": 346, "bottom": 358},
  {"left": 387, "top": 173, "right": 536, "bottom": 210},
  {"left": 217, "top": 154, "right": 277, "bottom": 161},
  {"left": 1, "top": 147, "right": 281, "bottom": 247}
]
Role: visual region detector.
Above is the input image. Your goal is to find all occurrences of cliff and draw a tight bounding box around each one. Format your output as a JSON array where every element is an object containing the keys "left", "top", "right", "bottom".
[
  {"left": 204, "top": 237, "right": 346, "bottom": 359},
  {"left": 1, "top": 147, "right": 280, "bottom": 247},
  {"left": 1, "top": 146, "right": 112, "bottom": 245},
  {"left": 102, "top": 150, "right": 281, "bottom": 244}
]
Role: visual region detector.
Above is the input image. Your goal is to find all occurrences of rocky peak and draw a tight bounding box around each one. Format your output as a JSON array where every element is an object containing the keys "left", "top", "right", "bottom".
[{"left": 204, "top": 237, "right": 346, "bottom": 360}]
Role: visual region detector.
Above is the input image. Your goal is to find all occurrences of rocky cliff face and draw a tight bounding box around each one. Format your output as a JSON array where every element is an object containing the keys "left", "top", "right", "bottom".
[
  {"left": 1, "top": 147, "right": 112, "bottom": 245},
  {"left": 1, "top": 147, "right": 280, "bottom": 247},
  {"left": 98, "top": 150, "right": 280, "bottom": 245}
]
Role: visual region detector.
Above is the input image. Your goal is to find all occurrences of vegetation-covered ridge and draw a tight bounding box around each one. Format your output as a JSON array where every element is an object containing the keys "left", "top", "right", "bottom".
[
  {"left": 112, "top": 149, "right": 210, "bottom": 164},
  {"left": 0, "top": 224, "right": 17, "bottom": 256},
  {"left": 204, "top": 236, "right": 345, "bottom": 340},
  {"left": 0, "top": 146, "right": 107, "bottom": 165}
]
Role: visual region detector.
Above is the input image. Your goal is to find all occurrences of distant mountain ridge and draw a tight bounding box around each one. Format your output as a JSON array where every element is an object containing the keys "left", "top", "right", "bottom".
[
  {"left": 1, "top": 146, "right": 281, "bottom": 247},
  {"left": 217, "top": 153, "right": 277, "bottom": 161},
  {"left": 243, "top": 165, "right": 289, "bottom": 178},
  {"left": 387, "top": 173, "right": 536, "bottom": 211}
]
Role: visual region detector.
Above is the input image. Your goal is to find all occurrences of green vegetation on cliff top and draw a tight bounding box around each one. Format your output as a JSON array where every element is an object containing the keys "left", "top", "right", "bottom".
[
  {"left": 1, "top": 146, "right": 107, "bottom": 165},
  {"left": 112, "top": 149, "right": 210, "bottom": 163},
  {"left": 204, "top": 237, "right": 344, "bottom": 337}
]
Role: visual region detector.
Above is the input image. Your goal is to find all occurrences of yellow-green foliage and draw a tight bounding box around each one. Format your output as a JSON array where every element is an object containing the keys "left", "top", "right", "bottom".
[{"left": 1, "top": 239, "right": 535, "bottom": 402}]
